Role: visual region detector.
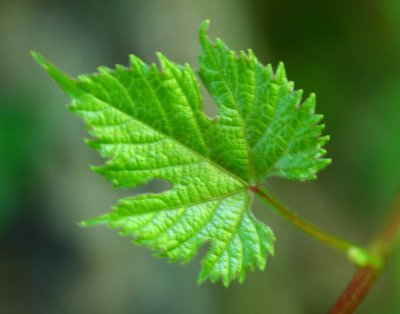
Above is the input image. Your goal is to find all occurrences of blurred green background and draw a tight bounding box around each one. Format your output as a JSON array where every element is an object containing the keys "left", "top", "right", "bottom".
[{"left": 1, "top": 0, "right": 400, "bottom": 313}]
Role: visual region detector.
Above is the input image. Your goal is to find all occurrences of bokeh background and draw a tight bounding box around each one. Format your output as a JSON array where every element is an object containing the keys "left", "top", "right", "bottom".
[{"left": 1, "top": 0, "right": 400, "bottom": 313}]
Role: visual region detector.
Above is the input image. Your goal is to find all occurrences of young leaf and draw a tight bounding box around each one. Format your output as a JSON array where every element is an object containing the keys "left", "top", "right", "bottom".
[{"left": 32, "top": 20, "right": 330, "bottom": 286}]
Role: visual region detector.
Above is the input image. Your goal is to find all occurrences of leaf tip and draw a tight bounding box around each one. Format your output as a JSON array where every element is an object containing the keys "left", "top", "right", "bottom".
[
  {"left": 30, "top": 51, "right": 59, "bottom": 76},
  {"left": 200, "top": 19, "right": 210, "bottom": 31},
  {"left": 31, "top": 51, "right": 50, "bottom": 70},
  {"left": 156, "top": 51, "right": 170, "bottom": 69},
  {"left": 196, "top": 272, "right": 207, "bottom": 286},
  {"left": 320, "top": 134, "right": 331, "bottom": 147},
  {"left": 325, "top": 158, "right": 333, "bottom": 166},
  {"left": 275, "top": 61, "right": 287, "bottom": 81},
  {"left": 199, "top": 19, "right": 211, "bottom": 42},
  {"left": 78, "top": 220, "right": 90, "bottom": 227},
  {"left": 79, "top": 214, "right": 111, "bottom": 227},
  {"left": 31, "top": 51, "right": 79, "bottom": 98}
]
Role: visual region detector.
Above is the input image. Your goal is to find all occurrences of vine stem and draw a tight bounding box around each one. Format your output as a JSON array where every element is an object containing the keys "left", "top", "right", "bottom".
[
  {"left": 252, "top": 185, "right": 370, "bottom": 263},
  {"left": 329, "top": 193, "right": 400, "bottom": 314}
]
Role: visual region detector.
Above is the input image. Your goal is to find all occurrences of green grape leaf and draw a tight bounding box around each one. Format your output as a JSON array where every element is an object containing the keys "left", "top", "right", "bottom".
[{"left": 32, "top": 20, "right": 330, "bottom": 286}]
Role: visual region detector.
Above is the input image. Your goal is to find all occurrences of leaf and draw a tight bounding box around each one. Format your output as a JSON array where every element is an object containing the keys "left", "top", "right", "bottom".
[{"left": 32, "top": 20, "right": 330, "bottom": 286}]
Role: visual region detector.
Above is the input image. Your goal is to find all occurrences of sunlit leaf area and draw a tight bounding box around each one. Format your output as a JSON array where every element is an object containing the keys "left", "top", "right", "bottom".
[{"left": 1, "top": 1, "right": 399, "bottom": 313}]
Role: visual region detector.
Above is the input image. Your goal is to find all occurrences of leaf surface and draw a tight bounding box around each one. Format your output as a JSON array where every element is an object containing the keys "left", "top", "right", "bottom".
[{"left": 32, "top": 20, "right": 329, "bottom": 286}]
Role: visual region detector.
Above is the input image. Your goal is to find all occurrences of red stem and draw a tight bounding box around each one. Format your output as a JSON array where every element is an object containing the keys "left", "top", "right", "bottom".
[
  {"left": 328, "top": 266, "right": 378, "bottom": 314},
  {"left": 329, "top": 194, "right": 400, "bottom": 314}
]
